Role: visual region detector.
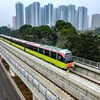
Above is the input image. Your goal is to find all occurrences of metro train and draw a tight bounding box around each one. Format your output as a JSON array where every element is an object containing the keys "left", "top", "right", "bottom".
[{"left": 0, "top": 34, "right": 74, "bottom": 69}]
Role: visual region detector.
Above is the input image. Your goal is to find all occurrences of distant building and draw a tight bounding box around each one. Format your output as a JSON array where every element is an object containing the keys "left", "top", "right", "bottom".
[
  {"left": 48, "top": 3, "right": 53, "bottom": 26},
  {"left": 12, "top": 16, "right": 16, "bottom": 29},
  {"left": 75, "top": 10, "right": 78, "bottom": 30},
  {"left": 44, "top": 5, "right": 49, "bottom": 25},
  {"left": 16, "top": 2, "right": 24, "bottom": 29},
  {"left": 25, "top": 2, "right": 41, "bottom": 26},
  {"left": 44, "top": 3, "right": 53, "bottom": 26},
  {"left": 77, "top": 6, "right": 88, "bottom": 30},
  {"left": 86, "top": 15, "right": 89, "bottom": 29},
  {"left": 41, "top": 7, "right": 45, "bottom": 25},
  {"left": 57, "top": 5, "right": 67, "bottom": 21},
  {"left": 52, "top": 8, "right": 59, "bottom": 25},
  {"left": 91, "top": 14, "right": 100, "bottom": 28},
  {"left": 32, "top": 2, "right": 41, "bottom": 26},
  {"left": 67, "top": 5, "right": 76, "bottom": 27},
  {"left": 25, "top": 6, "right": 30, "bottom": 25}
]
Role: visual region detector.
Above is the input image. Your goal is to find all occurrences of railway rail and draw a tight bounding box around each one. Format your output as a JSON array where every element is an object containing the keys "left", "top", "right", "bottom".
[{"left": 71, "top": 70, "right": 100, "bottom": 85}]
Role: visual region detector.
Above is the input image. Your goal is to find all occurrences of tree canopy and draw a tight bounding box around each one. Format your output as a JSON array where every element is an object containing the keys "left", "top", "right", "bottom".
[
  {"left": 0, "top": 26, "right": 10, "bottom": 34},
  {"left": 19, "top": 24, "right": 32, "bottom": 33},
  {"left": 55, "top": 20, "right": 78, "bottom": 48}
]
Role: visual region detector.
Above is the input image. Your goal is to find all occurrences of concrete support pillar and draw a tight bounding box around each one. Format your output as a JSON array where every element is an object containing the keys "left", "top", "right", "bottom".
[
  {"left": 10, "top": 67, "right": 17, "bottom": 77},
  {"left": 33, "top": 93, "right": 38, "bottom": 100}
]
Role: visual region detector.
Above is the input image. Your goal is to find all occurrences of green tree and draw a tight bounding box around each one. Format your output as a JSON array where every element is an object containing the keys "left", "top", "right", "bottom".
[
  {"left": 55, "top": 20, "right": 66, "bottom": 31},
  {"left": 6, "top": 30, "right": 21, "bottom": 38},
  {"left": 19, "top": 24, "right": 32, "bottom": 33},
  {"left": 0, "top": 26, "right": 10, "bottom": 34},
  {"left": 30, "top": 25, "right": 58, "bottom": 45},
  {"left": 56, "top": 21, "right": 78, "bottom": 49},
  {"left": 76, "top": 33, "right": 100, "bottom": 62},
  {"left": 21, "top": 27, "right": 33, "bottom": 41}
]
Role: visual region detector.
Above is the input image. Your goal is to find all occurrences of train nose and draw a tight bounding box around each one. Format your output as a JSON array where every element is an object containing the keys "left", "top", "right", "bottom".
[{"left": 67, "top": 62, "right": 74, "bottom": 68}]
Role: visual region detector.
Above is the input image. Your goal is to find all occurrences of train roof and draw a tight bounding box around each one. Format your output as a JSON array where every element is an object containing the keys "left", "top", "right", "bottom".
[
  {"left": 40, "top": 44, "right": 71, "bottom": 54},
  {"left": 12, "top": 37, "right": 27, "bottom": 43},
  {"left": 0, "top": 34, "right": 11, "bottom": 39},
  {"left": 26, "top": 41, "right": 40, "bottom": 47}
]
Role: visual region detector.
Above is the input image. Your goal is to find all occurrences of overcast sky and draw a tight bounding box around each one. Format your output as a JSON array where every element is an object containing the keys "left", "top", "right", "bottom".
[{"left": 0, "top": 0, "right": 100, "bottom": 27}]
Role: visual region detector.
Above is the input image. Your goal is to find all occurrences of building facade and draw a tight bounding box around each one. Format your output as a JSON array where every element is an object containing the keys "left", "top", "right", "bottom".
[
  {"left": 77, "top": 6, "right": 88, "bottom": 30},
  {"left": 12, "top": 16, "right": 16, "bottom": 29},
  {"left": 92, "top": 14, "right": 100, "bottom": 28},
  {"left": 25, "top": 2, "right": 41, "bottom": 26},
  {"left": 16, "top": 2, "right": 24, "bottom": 29},
  {"left": 67, "top": 5, "right": 76, "bottom": 27},
  {"left": 25, "top": 6, "right": 30, "bottom": 25},
  {"left": 41, "top": 7, "right": 45, "bottom": 25}
]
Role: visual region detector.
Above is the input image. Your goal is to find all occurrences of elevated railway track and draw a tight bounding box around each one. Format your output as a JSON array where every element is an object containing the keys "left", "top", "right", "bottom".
[{"left": 0, "top": 40, "right": 100, "bottom": 100}]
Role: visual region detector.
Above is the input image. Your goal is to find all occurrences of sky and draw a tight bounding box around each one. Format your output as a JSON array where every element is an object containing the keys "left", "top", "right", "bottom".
[{"left": 0, "top": 0, "right": 100, "bottom": 27}]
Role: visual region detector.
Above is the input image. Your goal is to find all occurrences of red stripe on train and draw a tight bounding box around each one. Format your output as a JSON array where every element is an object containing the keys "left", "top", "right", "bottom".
[{"left": 67, "top": 62, "right": 72, "bottom": 68}]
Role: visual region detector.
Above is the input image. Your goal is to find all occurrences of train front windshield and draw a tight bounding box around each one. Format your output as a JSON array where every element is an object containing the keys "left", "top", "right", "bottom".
[{"left": 65, "top": 53, "right": 73, "bottom": 63}]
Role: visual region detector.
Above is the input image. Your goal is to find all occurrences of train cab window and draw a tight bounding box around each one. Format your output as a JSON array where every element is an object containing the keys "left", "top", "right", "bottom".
[
  {"left": 51, "top": 51, "right": 56, "bottom": 59},
  {"left": 58, "top": 54, "right": 64, "bottom": 62},
  {"left": 65, "top": 53, "right": 72, "bottom": 63}
]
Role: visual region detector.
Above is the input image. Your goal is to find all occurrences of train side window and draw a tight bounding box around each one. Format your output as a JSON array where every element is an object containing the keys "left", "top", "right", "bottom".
[
  {"left": 45, "top": 50, "right": 49, "bottom": 56},
  {"left": 58, "top": 54, "right": 64, "bottom": 62},
  {"left": 32, "top": 46, "right": 38, "bottom": 51},
  {"left": 26, "top": 44, "right": 38, "bottom": 51},
  {"left": 26, "top": 44, "right": 31, "bottom": 49},
  {"left": 39, "top": 48, "right": 44, "bottom": 54},
  {"left": 51, "top": 51, "right": 56, "bottom": 59}
]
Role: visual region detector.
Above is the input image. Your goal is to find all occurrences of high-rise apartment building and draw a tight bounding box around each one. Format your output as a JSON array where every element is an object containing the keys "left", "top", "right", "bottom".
[
  {"left": 25, "top": 6, "right": 30, "bottom": 25},
  {"left": 48, "top": 3, "right": 53, "bottom": 26},
  {"left": 25, "top": 2, "right": 41, "bottom": 26},
  {"left": 58, "top": 5, "right": 67, "bottom": 21},
  {"left": 75, "top": 10, "right": 78, "bottom": 30},
  {"left": 44, "top": 5, "right": 49, "bottom": 25},
  {"left": 67, "top": 5, "right": 76, "bottom": 27},
  {"left": 12, "top": 16, "right": 16, "bottom": 29},
  {"left": 86, "top": 15, "right": 89, "bottom": 29},
  {"left": 44, "top": 3, "right": 53, "bottom": 26},
  {"left": 33, "top": 2, "right": 41, "bottom": 26},
  {"left": 92, "top": 14, "right": 100, "bottom": 28},
  {"left": 41, "top": 7, "right": 45, "bottom": 25},
  {"left": 77, "top": 6, "right": 88, "bottom": 30},
  {"left": 16, "top": 2, "right": 24, "bottom": 29},
  {"left": 52, "top": 8, "right": 59, "bottom": 25}
]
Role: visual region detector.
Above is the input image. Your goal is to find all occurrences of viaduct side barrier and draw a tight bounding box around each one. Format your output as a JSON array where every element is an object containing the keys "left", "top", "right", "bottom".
[
  {"left": 0, "top": 40, "right": 92, "bottom": 100},
  {"left": 73, "top": 56, "right": 100, "bottom": 82}
]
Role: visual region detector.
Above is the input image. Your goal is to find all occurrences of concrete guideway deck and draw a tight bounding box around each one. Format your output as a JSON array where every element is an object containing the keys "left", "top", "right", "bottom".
[
  {"left": 74, "top": 62, "right": 100, "bottom": 83},
  {"left": 67, "top": 73, "right": 100, "bottom": 95}
]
